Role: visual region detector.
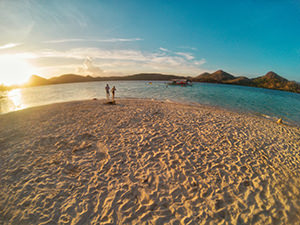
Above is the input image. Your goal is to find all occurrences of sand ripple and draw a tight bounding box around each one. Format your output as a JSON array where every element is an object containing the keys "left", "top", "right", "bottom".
[{"left": 1, "top": 99, "right": 300, "bottom": 224}]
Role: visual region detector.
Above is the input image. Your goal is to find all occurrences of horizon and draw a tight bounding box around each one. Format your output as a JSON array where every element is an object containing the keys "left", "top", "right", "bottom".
[
  {"left": 27, "top": 69, "right": 298, "bottom": 81},
  {"left": 1, "top": 0, "right": 300, "bottom": 85}
]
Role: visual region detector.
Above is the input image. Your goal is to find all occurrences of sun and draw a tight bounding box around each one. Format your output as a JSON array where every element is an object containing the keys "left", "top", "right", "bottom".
[{"left": 0, "top": 55, "right": 35, "bottom": 86}]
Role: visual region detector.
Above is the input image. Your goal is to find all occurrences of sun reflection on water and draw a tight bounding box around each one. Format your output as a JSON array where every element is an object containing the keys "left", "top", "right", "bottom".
[{"left": 7, "top": 89, "right": 26, "bottom": 111}]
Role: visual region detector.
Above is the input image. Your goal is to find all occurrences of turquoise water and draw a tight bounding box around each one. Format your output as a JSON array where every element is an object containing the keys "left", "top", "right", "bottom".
[{"left": 1, "top": 81, "right": 300, "bottom": 125}]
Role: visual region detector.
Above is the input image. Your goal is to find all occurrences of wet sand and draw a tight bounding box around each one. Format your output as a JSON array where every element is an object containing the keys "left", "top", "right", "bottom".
[{"left": 0, "top": 99, "right": 300, "bottom": 224}]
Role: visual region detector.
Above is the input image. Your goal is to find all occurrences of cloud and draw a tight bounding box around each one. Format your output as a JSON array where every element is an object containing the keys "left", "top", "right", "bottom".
[
  {"left": 194, "top": 59, "right": 206, "bottom": 65},
  {"left": 0, "top": 43, "right": 21, "bottom": 50},
  {"left": 77, "top": 57, "right": 103, "bottom": 75},
  {"left": 44, "top": 39, "right": 84, "bottom": 44},
  {"left": 99, "top": 38, "right": 142, "bottom": 42},
  {"left": 160, "top": 47, "right": 195, "bottom": 60},
  {"left": 150, "top": 56, "right": 185, "bottom": 66},
  {"left": 33, "top": 48, "right": 147, "bottom": 61},
  {"left": 159, "top": 47, "right": 169, "bottom": 52},
  {"left": 0, "top": 53, "right": 37, "bottom": 60},
  {"left": 179, "top": 46, "right": 197, "bottom": 51},
  {"left": 175, "top": 52, "right": 195, "bottom": 60},
  {"left": 18, "top": 46, "right": 207, "bottom": 76},
  {"left": 33, "top": 48, "right": 196, "bottom": 66},
  {"left": 44, "top": 38, "right": 142, "bottom": 44}
]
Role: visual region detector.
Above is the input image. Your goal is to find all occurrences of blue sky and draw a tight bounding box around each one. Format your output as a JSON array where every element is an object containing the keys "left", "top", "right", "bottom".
[{"left": 0, "top": 0, "right": 300, "bottom": 82}]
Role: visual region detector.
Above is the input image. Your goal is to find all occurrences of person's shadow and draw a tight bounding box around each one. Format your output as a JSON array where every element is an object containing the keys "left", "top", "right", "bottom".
[{"left": 104, "top": 100, "right": 116, "bottom": 105}]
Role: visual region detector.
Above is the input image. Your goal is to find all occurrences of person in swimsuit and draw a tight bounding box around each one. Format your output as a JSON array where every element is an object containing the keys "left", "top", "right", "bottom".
[
  {"left": 105, "top": 84, "right": 110, "bottom": 100},
  {"left": 111, "top": 86, "right": 116, "bottom": 101}
]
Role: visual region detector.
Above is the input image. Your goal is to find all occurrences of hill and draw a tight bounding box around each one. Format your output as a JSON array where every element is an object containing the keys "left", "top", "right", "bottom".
[
  {"left": 192, "top": 70, "right": 300, "bottom": 93},
  {"left": 223, "top": 76, "right": 253, "bottom": 86},
  {"left": 252, "top": 72, "right": 300, "bottom": 93},
  {"left": 22, "top": 71, "right": 299, "bottom": 94},
  {"left": 49, "top": 74, "right": 95, "bottom": 84},
  {"left": 24, "top": 73, "right": 184, "bottom": 87},
  {"left": 27, "top": 75, "right": 51, "bottom": 86},
  {"left": 194, "top": 70, "right": 235, "bottom": 83},
  {"left": 118, "top": 73, "right": 185, "bottom": 80}
]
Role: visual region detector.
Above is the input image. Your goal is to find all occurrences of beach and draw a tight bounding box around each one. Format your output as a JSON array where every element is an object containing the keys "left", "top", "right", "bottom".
[{"left": 1, "top": 98, "right": 300, "bottom": 224}]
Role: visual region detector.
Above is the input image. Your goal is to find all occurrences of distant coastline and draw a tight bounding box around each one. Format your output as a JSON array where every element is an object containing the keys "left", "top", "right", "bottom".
[
  {"left": 2, "top": 70, "right": 300, "bottom": 94},
  {"left": 192, "top": 70, "right": 300, "bottom": 94}
]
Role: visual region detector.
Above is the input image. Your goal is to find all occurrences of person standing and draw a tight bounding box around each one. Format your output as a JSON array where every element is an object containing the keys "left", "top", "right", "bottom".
[
  {"left": 105, "top": 84, "right": 110, "bottom": 100},
  {"left": 111, "top": 86, "right": 116, "bottom": 101}
]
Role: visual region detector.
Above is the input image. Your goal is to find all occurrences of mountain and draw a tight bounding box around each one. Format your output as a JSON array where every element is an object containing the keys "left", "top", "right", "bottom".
[
  {"left": 25, "top": 73, "right": 184, "bottom": 87},
  {"left": 252, "top": 71, "right": 287, "bottom": 88},
  {"left": 192, "top": 70, "right": 300, "bottom": 93},
  {"left": 209, "top": 70, "right": 236, "bottom": 81},
  {"left": 252, "top": 71, "right": 300, "bottom": 93},
  {"left": 26, "top": 75, "right": 51, "bottom": 86},
  {"left": 118, "top": 73, "right": 185, "bottom": 80},
  {"left": 223, "top": 76, "right": 253, "bottom": 86},
  {"left": 23, "top": 71, "right": 299, "bottom": 94},
  {"left": 49, "top": 74, "right": 95, "bottom": 84},
  {"left": 0, "top": 84, "right": 10, "bottom": 91},
  {"left": 193, "top": 70, "right": 235, "bottom": 83}
]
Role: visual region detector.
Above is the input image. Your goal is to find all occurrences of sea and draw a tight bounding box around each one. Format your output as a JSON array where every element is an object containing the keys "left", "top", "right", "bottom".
[{"left": 1, "top": 81, "right": 300, "bottom": 126}]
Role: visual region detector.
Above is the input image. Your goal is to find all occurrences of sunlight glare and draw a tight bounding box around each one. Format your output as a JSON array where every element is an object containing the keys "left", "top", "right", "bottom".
[
  {"left": 7, "top": 89, "right": 26, "bottom": 111},
  {"left": 0, "top": 55, "right": 35, "bottom": 86}
]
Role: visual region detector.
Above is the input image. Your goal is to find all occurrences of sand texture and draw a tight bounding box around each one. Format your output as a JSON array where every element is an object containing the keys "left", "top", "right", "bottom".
[{"left": 1, "top": 99, "right": 300, "bottom": 224}]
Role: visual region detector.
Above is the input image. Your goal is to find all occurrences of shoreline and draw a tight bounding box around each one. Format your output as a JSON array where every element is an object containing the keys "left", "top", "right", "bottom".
[
  {"left": 2, "top": 97, "right": 299, "bottom": 128},
  {"left": 1, "top": 98, "right": 300, "bottom": 224}
]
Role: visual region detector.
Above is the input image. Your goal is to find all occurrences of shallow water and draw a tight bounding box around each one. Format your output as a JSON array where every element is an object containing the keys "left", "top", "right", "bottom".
[{"left": 1, "top": 81, "right": 300, "bottom": 125}]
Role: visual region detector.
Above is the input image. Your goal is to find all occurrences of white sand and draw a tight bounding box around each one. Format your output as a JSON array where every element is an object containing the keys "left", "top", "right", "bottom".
[{"left": 0, "top": 99, "right": 300, "bottom": 224}]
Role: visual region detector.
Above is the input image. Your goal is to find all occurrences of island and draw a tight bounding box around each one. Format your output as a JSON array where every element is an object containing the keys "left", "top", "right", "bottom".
[
  {"left": 25, "top": 73, "right": 185, "bottom": 86},
  {"left": 1, "top": 70, "right": 299, "bottom": 94},
  {"left": 192, "top": 70, "right": 300, "bottom": 93}
]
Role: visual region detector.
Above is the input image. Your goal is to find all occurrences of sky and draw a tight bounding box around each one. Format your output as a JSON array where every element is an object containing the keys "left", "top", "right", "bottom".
[{"left": 0, "top": 0, "right": 300, "bottom": 85}]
